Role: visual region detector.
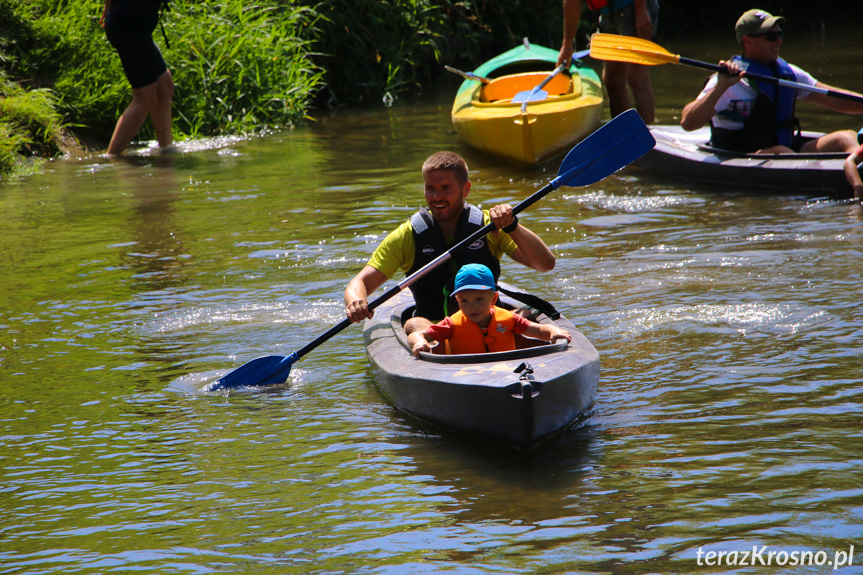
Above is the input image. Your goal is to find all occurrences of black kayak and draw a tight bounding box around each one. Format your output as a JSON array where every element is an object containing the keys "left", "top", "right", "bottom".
[{"left": 362, "top": 284, "right": 599, "bottom": 450}]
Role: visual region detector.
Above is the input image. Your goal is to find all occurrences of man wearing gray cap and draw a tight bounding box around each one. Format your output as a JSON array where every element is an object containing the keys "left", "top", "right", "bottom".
[{"left": 680, "top": 9, "right": 863, "bottom": 154}]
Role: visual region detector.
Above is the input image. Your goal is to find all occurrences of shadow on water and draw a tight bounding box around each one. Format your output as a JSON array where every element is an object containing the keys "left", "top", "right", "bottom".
[{"left": 377, "top": 401, "right": 604, "bottom": 520}]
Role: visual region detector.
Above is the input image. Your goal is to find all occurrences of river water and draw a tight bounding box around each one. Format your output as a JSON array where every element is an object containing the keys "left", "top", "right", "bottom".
[{"left": 2, "top": 29, "right": 863, "bottom": 575}]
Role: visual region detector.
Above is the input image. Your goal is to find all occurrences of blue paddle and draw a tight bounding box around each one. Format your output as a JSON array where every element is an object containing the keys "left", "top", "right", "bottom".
[
  {"left": 203, "top": 109, "right": 655, "bottom": 392},
  {"left": 511, "top": 49, "right": 593, "bottom": 109},
  {"left": 512, "top": 64, "right": 567, "bottom": 106}
]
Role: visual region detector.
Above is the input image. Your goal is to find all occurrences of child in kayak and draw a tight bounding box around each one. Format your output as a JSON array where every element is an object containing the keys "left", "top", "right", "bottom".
[
  {"left": 407, "top": 263, "right": 571, "bottom": 357},
  {"left": 844, "top": 128, "right": 863, "bottom": 200}
]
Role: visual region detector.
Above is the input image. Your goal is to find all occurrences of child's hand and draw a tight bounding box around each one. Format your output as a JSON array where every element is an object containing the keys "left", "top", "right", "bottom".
[
  {"left": 854, "top": 184, "right": 863, "bottom": 200},
  {"left": 550, "top": 327, "right": 571, "bottom": 344},
  {"left": 411, "top": 341, "right": 430, "bottom": 357}
]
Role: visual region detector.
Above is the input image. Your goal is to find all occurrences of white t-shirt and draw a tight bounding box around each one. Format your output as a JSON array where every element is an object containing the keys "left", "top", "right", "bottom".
[{"left": 696, "top": 62, "right": 817, "bottom": 131}]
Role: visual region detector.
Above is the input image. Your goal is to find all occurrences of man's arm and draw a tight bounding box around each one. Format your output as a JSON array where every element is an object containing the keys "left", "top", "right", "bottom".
[
  {"left": 633, "top": 0, "right": 654, "bottom": 40},
  {"left": 508, "top": 226, "right": 556, "bottom": 272},
  {"left": 803, "top": 83, "right": 863, "bottom": 115},
  {"left": 489, "top": 204, "right": 555, "bottom": 272},
  {"left": 344, "top": 265, "right": 388, "bottom": 323},
  {"left": 557, "top": 0, "right": 583, "bottom": 68},
  {"left": 680, "top": 62, "right": 742, "bottom": 131}
]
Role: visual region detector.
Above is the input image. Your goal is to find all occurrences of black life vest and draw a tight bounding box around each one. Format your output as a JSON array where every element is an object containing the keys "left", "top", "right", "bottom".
[
  {"left": 407, "top": 203, "right": 501, "bottom": 321},
  {"left": 710, "top": 56, "right": 799, "bottom": 153}
]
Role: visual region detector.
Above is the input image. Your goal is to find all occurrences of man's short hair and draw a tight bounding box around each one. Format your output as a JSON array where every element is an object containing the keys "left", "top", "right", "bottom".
[{"left": 422, "top": 152, "right": 469, "bottom": 185}]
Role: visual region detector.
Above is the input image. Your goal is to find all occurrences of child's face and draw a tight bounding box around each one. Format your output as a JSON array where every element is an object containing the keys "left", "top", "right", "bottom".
[{"left": 454, "top": 289, "right": 497, "bottom": 325}]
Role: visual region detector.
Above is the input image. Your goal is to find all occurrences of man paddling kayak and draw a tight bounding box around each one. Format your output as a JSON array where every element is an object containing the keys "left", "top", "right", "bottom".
[
  {"left": 344, "top": 151, "right": 556, "bottom": 336},
  {"left": 680, "top": 9, "right": 863, "bottom": 155}
]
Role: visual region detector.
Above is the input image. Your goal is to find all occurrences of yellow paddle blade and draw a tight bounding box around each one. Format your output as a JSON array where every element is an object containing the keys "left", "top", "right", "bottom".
[{"left": 589, "top": 33, "right": 682, "bottom": 66}]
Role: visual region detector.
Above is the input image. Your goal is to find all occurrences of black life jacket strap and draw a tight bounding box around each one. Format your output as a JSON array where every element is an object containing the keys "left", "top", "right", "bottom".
[
  {"left": 497, "top": 285, "right": 561, "bottom": 321},
  {"left": 159, "top": 0, "right": 170, "bottom": 49}
]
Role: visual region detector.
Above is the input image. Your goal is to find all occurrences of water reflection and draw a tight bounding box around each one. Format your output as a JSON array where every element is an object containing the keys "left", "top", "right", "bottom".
[{"left": 397, "top": 422, "right": 603, "bottom": 519}]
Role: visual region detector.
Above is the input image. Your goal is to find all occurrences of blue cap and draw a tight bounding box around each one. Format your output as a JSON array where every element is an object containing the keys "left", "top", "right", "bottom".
[
  {"left": 452, "top": 263, "right": 495, "bottom": 294},
  {"left": 858, "top": 127, "right": 863, "bottom": 145}
]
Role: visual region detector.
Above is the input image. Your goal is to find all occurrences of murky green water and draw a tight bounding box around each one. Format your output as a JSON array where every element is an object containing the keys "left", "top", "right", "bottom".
[{"left": 2, "top": 27, "right": 863, "bottom": 574}]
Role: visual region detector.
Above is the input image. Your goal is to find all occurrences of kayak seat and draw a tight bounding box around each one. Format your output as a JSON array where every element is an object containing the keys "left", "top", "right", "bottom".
[{"left": 480, "top": 72, "right": 577, "bottom": 103}]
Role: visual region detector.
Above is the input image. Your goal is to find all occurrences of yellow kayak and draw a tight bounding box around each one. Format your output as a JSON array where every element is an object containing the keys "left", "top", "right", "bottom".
[{"left": 451, "top": 43, "right": 603, "bottom": 165}]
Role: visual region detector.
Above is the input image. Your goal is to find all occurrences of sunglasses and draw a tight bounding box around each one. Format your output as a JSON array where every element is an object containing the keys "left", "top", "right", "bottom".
[{"left": 751, "top": 30, "right": 783, "bottom": 42}]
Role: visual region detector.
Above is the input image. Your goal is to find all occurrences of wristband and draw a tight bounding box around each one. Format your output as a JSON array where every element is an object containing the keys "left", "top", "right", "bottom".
[{"left": 502, "top": 217, "right": 519, "bottom": 234}]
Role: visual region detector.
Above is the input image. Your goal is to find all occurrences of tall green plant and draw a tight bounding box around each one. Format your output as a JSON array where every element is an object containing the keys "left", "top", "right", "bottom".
[{"left": 167, "top": 1, "right": 325, "bottom": 136}]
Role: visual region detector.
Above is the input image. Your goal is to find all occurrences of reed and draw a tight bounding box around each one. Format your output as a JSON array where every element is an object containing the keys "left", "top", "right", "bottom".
[
  {"left": 167, "top": 1, "right": 324, "bottom": 136},
  {"left": 0, "top": 71, "right": 64, "bottom": 178}
]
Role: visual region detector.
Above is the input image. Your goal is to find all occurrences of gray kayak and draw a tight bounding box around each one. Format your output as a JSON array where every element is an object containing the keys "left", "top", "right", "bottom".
[
  {"left": 362, "top": 284, "right": 599, "bottom": 450},
  {"left": 635, "top": 125, "right": 856, "bottom": 194}
]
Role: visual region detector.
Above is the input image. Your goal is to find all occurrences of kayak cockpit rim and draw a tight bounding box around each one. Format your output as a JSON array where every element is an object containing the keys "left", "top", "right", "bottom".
[{"left": 697, "top": 141, "right": 849, "bottom": 161}]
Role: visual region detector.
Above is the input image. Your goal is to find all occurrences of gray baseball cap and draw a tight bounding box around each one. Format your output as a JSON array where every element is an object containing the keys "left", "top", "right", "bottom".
[{"left": 735, "top": 9, "right": 786, "bottom": 44}]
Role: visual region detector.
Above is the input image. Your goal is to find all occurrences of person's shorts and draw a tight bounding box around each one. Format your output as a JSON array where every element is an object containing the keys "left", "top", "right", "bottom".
[
  {"left": 598, "top": 0, "right": 659, "bottom": 38},
  {"left": 105, "top": 0, "right": 167, "bottom": 89}
]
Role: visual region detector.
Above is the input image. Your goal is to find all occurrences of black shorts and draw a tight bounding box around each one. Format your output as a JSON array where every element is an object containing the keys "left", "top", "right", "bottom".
[{"left": 105, "top": 0, "right": 167, "bottom": 89}]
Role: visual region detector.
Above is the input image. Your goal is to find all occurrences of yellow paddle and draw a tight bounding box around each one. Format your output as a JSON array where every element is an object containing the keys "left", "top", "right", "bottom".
[{"left": 589, "top": 33, "right": 863, "bottom": 104}]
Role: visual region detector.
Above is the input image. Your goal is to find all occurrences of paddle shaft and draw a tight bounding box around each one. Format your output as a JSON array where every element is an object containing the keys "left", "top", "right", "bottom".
[
  {"left": 676, "top": 56, "right": 863, "bottom": 105},
  {"left": 444, "top": 66, "right": 490, "bottom": 84},
  {"left": 445, "top": 50, "right": 590, "bottom": 88},
  {"left": 298, "top": 53, "right": 603, "bottom": 362},
  {"left": 207, "top": 110, "right": 654, "bottom": 390},
  {"left": 534, "top": 65, "right": 565, "bottom": 92},
  {"left": 292, "top": 183, "right": 558, "bottom": 362},
  {"left": 271, "top": 109, "right": 653, "bottom": 363}
]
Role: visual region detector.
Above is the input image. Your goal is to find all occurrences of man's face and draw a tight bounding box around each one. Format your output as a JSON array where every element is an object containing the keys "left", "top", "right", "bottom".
[
  {"left": 744, "top": 24, "right": 783, "bottom": 63},
  {"left": 423, "top": 169, "right": 470, "bottom": 225}
]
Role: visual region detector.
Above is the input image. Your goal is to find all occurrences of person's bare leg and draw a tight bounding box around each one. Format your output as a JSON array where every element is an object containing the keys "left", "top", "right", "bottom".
[
  {"left": 150, "top": 69, "right": 175, "bottom": 149},
  {"left": 107, "top": 83, "right": 158, "bottom": 155},
  {"left": 800, "top": 130, "right": 857, "bottom": 154},
  {"left": 602, "top": 61, "right": 631, "bottom": 119},
  {"left": 627, "top": 63, "right": 655, "bottom": 124}
]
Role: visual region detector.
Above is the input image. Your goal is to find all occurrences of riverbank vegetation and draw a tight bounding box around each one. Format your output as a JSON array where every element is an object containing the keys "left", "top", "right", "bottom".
[{"left": 0, "top": 0, "right": 839, "bottom": 179}]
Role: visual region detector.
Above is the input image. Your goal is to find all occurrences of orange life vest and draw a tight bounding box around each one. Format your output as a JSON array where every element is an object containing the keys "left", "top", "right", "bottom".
[{"left": 445, "top": 306, "right": 518, "bottom": 355}]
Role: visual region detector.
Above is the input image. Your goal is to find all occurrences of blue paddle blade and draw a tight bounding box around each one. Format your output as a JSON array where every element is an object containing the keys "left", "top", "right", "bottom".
[
  {"left": 553, "top": 109, "right": 655, "bottom": 188},
  {"left": 512, "top": 88, "right": 548, "bottom": 104},
  {"left": 203, "top": 352, "right": 298, "bottom": 392}
]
